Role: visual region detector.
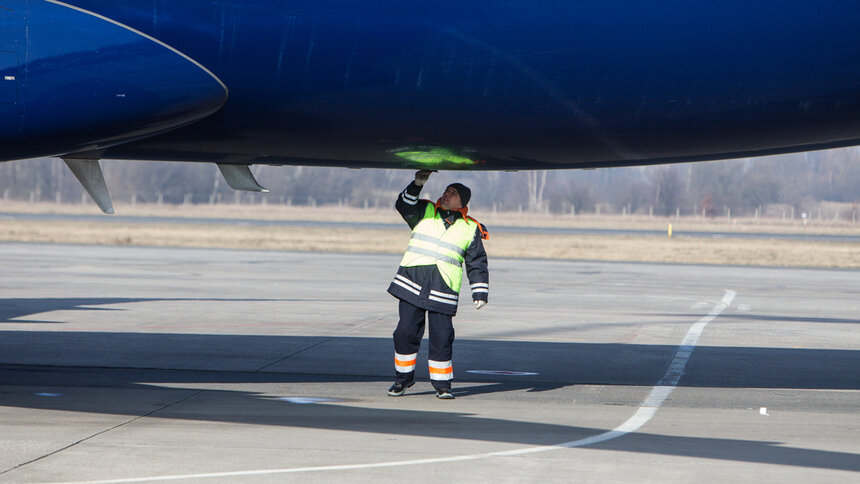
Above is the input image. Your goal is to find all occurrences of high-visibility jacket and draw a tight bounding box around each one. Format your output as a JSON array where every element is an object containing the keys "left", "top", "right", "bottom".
[{"left": 387, "top": 181, "right": 489, "bottom": 316}]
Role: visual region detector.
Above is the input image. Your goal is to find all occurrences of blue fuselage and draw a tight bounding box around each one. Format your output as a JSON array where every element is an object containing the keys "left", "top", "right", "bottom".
[{"left": 2, "top": 1, "right": 860, "bottom": 170}]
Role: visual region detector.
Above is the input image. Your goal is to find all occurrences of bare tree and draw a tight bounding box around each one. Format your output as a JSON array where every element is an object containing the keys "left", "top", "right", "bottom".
[
  {"left": 526, "top": 171, "right": 548, "bottom": 212},
  {"left": 651, "top": 165, "right": 685, "bottom": 216}
]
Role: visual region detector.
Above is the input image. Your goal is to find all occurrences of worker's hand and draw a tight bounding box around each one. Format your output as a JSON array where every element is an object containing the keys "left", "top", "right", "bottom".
[
  {"left": 474, "top": 300, "right": 486, "bottom": 310},
  {"left": 414, "top": 170, "right": 433, "bottom": 187}
]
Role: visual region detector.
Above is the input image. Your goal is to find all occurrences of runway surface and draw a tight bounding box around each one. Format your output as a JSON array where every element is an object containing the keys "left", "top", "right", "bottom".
[{"left": 0, "top": 242, "right": 858, "bottom": 483}]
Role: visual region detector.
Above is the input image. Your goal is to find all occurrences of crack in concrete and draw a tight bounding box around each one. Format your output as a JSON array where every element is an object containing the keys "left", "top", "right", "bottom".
[{"left": 0, "top": 390, "right": 203, "bottom": 478}]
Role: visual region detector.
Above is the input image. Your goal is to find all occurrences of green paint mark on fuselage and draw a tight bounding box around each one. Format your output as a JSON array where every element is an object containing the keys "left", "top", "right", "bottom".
[{"left": 394, "top": 147, "right": 475, "bottom": 166}]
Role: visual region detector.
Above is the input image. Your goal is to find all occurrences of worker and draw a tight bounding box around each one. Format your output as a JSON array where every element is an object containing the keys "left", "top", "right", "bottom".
[{"left": 387, "top": 170, "right": 489, "bottom": 399}]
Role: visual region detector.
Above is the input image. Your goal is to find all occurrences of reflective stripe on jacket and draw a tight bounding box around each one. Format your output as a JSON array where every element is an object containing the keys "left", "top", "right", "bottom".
[{"left": 400, "top": 203, "right": 477, "bottom": 293}]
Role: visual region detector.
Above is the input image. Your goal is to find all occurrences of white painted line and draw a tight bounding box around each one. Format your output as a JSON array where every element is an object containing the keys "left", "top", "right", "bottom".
[
  {"left": 51, "top": 290, "right": 736, "bottom": 484},
  {"left": 278, "top": 397, "right": 341, "bottom": 404}
]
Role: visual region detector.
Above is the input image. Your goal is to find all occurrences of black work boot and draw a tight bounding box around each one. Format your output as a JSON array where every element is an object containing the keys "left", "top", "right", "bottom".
[
  {"left": 434, "top": 386, "right": 454, "bottom": 400},
  {"left": 387, "top": 381, "right": 414, "bottom": 397}
]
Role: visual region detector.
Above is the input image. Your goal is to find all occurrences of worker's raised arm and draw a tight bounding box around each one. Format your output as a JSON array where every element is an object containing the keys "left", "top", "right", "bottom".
[{"left": 395, "top": 170, "right": 433, "bottom": 229}]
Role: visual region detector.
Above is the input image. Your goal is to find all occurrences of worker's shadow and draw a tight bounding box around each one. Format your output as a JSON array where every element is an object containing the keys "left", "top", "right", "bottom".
[
  {"left": 457, "top": 381, "right": 565, "bottom": 397},
  {"left": 402, "top": 381, "right": 565, "bottom": 398}
]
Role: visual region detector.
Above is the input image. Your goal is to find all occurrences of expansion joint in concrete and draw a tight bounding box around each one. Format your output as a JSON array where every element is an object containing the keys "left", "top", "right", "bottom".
[{"left": 0, "top": 390, "right": 203, "bottom": 478}]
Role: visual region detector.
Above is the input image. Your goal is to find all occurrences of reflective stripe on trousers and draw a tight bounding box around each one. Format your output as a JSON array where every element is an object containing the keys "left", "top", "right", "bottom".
[
  {"left": 429, "top": 359, "right": 453, "bottom": 381},
  {"left": 395, "top": 352, "right": 417, "bottom": 373}
]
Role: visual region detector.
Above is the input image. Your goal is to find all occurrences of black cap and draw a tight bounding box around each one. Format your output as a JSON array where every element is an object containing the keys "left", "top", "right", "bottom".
[{"left": 448, "top": 183, "right": 471, "bottom": 207}]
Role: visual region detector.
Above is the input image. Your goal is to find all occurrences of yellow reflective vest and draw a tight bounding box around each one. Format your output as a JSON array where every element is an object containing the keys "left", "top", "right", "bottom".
[{"left": 399, "top": 203, "right": 478, "bottom": 293}]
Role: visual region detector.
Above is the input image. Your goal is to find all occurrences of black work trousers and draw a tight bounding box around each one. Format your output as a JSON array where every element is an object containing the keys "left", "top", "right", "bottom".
[{"left": 393, "top": 299, "right": 455, "bottom": 390}]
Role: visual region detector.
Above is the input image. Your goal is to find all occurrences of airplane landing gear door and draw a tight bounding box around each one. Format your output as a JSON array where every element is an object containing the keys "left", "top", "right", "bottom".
[{"left": 0, "top": 51, "right": 19, "bottom": 104}]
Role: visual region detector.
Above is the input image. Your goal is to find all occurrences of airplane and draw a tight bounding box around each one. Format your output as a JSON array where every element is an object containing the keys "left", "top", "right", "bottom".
[{"left": 2, "top": 1, "right": 860, "bottom": 213}]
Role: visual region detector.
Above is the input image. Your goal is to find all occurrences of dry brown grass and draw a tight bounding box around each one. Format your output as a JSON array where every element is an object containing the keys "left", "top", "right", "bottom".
[
  {"left": 489, "top": 233, "right": 860, "bottom": 268},
  {"left": 2, "top": 215, "right": 858, "bottom": 268},
  {"left": 5, "top": 200, "right": 860, "bottom": 234}
]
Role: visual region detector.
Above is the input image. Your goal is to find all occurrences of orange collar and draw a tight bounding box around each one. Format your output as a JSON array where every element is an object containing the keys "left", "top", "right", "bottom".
[
  {"left": 433, "top": 199, "right": 489, "bottom": 240},
  {"left": 434, "top": 198, "right": 469, "bottom": 218}
]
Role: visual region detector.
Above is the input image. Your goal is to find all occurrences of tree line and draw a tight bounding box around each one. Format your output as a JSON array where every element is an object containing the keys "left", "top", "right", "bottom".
[{"left": 1, "top": 147, "right": 859, "bottom": 219}]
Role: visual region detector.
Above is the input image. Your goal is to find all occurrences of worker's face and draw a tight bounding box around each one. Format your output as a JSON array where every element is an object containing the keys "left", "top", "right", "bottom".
[{"left": 439, "top": 186, "right": 462, "bottom": 210}]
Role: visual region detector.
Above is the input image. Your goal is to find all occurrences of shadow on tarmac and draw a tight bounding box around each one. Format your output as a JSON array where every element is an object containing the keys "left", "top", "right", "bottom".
[
  {"left": 0, "top": 298, "right": 150, "bottom": 323},
  {"left": 0, "top": 330, "right": 857, "bottom": 389},
  {"left": 1, "top": 297, "right": 859, "bottom": 473},
  {"left": 0, "top": 365, "right": 858, "bottom": 473},
  {"left": 0, "top": 297, "right": 315, "bottom": 323}
]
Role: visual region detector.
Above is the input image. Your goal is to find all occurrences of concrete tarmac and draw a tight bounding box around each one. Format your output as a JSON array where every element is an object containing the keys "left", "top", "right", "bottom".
[{"left": 0, "top": 243, "right": 858, "bottom": 483}]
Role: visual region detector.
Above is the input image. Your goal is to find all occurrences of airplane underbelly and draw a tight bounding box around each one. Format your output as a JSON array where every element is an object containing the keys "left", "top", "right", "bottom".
[
  {"left": 6, "top": 1, "right": 860, "bottom": 170},
  {"left": 0, "top": 0, "right": 228, "bottom": 162},
  {"left": 90, "top": 0, "right": 860, "bottom": 169}
]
